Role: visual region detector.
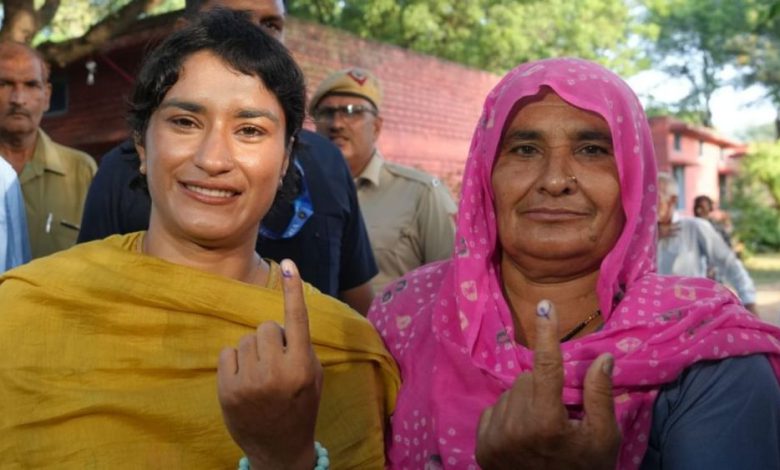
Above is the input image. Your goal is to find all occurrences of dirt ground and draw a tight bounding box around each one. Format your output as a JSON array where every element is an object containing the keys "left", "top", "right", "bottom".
[{"left": 757, "top": 281, "right": 780, "bottom": 325}]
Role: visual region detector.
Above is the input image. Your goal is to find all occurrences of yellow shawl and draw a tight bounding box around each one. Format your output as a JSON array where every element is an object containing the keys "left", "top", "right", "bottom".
[{"left": 0, "top": 233, "right": 399, "bottom": 469}]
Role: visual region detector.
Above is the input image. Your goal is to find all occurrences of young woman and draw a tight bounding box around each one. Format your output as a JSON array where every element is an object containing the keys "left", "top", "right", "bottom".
[{"left": 0, "top": 10, "right": 397, "bottom": 469}]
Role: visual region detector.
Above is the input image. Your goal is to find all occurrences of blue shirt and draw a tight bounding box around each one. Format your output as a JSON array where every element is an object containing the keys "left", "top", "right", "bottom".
[
  {"left": 77, "top": 130, "right": 377, "bottom": 297},
  {"left": 641, "top": 354, "right": 780, "bottom": 469},
  {"left": 0, "top": 158, "right": 31, "bottom": 272}
]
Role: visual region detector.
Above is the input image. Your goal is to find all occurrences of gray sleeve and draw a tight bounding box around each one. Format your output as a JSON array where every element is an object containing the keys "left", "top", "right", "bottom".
[
  {"left": 640, "top": 354, "right": 780, "bottom": 470},
  {"left": 695, "top": 219, "right": 756, "bottom": 304}
]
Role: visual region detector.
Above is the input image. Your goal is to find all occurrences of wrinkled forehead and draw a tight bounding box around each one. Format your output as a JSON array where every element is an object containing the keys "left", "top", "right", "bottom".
[
  {"left": 0, "top": 46, "right": 47, "bottom": 82},
  {"left": 502, "top": 87, "right": 611, "bottom": 131},
  {"left": 485, "top": 59, "right": 643, "bottom": 166}
]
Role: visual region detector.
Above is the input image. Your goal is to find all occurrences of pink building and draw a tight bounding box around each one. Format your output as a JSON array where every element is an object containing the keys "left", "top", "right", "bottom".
[{"left": 649, "top": 116, "right": 746, "bottom": 215}]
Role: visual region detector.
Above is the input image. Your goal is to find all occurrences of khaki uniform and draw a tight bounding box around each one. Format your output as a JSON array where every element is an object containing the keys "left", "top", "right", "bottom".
[
  {"left": 18, "top": 129, "right": 96, "bottom": 258},
  {"left": 356, "top": 152, "right": 456, "bottom": 291}
]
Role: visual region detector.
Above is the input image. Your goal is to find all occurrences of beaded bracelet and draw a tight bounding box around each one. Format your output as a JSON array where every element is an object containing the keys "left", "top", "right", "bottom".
[
  {"left": 314, "top": 441, "right": 330, "bottom": 470},
  {"left": 237, "top": 441, "right": 330, "bottom": 470}
]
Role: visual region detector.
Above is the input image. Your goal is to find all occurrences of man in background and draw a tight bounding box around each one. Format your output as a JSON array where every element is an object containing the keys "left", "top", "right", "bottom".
[
  {"left": 311, "top": 68, "right": 457, "bottom": 291},
  {"left": 0, "top": 41, "right": 95, "bottom": 258},
  {"left": 693, "top": 194, "right": 733, "bottom": 248},
  {"left": 657, "top": 172, "right": 757, "bottom": 314}
]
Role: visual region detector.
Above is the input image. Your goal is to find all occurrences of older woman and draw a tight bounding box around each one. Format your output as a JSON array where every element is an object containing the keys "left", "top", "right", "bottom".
[
  {"left": 0, "top": 10, "right": 397, "bottom": 469},
  {"left": 369, "top": 58, "right": 780, "bottom": 469}
]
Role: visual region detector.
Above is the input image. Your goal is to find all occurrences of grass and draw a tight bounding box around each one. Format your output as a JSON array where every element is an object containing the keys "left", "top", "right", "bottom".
[{"left": 745, "top": 252, "right": 780, "bottom": 286}]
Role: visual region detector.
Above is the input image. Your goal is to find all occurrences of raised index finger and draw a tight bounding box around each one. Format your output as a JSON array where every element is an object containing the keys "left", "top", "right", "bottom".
[
  {"left": 531, "top": 299, "right": 564, "bottom": 409},
  {"left": 280, "top": 259, "right": 311, "bottom": 352}
]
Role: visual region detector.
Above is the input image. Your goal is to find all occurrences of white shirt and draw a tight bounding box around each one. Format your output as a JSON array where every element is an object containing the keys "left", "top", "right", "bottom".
[
  {"left": 657, "top": 215, "right": 756, "bottom": 305},
  {"left": 0, "top": 157, "right": 31, "bottom": 272}
]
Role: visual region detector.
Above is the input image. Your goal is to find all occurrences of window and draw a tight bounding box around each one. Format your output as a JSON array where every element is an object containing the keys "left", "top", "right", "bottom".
[
  {"left": 673, "top": 132, "right": 681, "bottom": 151},
  {"left": 673, "top": 165, "right": 685, "bottom": 210},
  {"left": 44, "top": 71, "right": 68, "bottom": 116}
]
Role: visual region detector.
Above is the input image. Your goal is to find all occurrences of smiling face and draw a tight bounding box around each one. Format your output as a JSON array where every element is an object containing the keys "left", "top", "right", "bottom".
[
  {"left": 137, "top": 50, "right": 288, "bottom": 248},
  {"left": 491, "top": 91, "right": 625, "bottom": 280}
]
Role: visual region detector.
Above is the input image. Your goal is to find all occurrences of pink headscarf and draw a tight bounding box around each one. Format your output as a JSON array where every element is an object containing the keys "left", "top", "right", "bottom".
[{"left": 369, "top": 58, "right": 780, "bottom": 469}]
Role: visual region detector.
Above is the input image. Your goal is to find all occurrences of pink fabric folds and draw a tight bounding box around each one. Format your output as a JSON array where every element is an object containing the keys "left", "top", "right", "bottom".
[{"left": 368, "top": 57, "right": 780, "bottom": 469}]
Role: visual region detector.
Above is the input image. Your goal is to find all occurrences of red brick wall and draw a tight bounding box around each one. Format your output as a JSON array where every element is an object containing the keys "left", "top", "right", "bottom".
[
  {"left": 286, "top": 19, "right": 500, "bottom": 193},
  {"left": 41, "top": 15, "right": 500, "bottom": 197}
]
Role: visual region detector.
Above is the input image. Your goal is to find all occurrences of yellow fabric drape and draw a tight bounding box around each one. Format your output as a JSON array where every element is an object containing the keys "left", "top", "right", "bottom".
[{"left": 0, "top": 233, "right": 399, "bottom": 469}]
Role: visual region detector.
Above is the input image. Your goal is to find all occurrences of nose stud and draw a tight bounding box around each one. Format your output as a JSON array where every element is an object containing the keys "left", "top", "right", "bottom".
[{"left": 567, "top": 175, "right": 577, "bottom": 183}]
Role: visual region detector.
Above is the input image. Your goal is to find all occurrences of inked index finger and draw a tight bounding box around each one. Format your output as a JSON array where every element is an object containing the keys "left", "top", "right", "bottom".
[
  {"left": 279, "top": 259, "right": 311, "bottom": 352},
  {"left": 531, "top": 299, "right": 564, "bottom": 409}
]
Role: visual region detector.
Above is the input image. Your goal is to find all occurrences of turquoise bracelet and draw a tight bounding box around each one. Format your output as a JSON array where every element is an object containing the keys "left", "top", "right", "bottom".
[
  {"left": 237, "top": 441, "right": 329, "bottom": 470},
  {"left": 313, "top": 441, "right": 330, "bottom": 469}
]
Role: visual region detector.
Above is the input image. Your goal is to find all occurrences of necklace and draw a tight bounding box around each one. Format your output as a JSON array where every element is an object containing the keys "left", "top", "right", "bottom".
[{"left": 560, "top": 309, "right": 601, "bottom": 342}]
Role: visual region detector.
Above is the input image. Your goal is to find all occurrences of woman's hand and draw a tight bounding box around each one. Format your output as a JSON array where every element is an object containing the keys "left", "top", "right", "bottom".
[
  {"left": 476, "top": 300, "right": 620, "bottom": 470},
  {"left": 217, "top": 259, "right": 323, "bottom": 470}
]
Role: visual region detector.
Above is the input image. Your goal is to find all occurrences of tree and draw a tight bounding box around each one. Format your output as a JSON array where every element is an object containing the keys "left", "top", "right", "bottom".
[
  {"left": 642, "top": 0, "right": 757, "bottom": 127},
  {"left": 287, "top": 0, "right": 646, "bottom": 76},
  {"left": 0, "top": 0, "right": 181, "bottom": 66},
  {"left": 0, "top": 0, "right": 59, "bottom": 43},
  {"left": 729, "top": 2, "right": 780, "bottom": 138},
  {"left": 743, "top": 142, "right": 780, "bottom": 208},
  {"left": 643, "top": 97, "right": 706, "bottom": 125},
  {"left": 731, "top": 142, "right": 780, "bottom": 252}
]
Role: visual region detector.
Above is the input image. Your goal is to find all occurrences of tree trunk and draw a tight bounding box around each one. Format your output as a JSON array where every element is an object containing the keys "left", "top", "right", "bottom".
[
  {"left": 37, "top": 0, "right": 61, "bottom": 31},
  {"left": 37, "top": 0, "right": 163, "bottom": 67},
  {"left": 0, "top": 0, "right": 60, "bottom": 43},
  {"left": 0, "top": 0, "right": 35, "bottom": 42}
]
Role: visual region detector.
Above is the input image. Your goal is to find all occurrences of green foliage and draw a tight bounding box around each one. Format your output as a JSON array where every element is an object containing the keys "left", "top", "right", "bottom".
[
  {"left": 743, "top": 142, "right": 780, "bottom": 206},
  {"left": 731, "top": 142, "right": 780, "bottom": 253},
  {"left": 744, "top": 252, "right": 780, "bottom": 286},
  {"left": 737, "top": 121, "right": 778, "bottom": 143},
  {"left": 643, "top": 97, "right": 709, "bottom": 125},
  {"left": 732, "top": 3, "right": 780, "bottom": 125},
  {"left": 287, "top": 0, "right": 646, "bottom": 75},
  {"left": 641, "top": 0, "right": 760, "bottom": 127},
  {"left": 32, "top": 0, "right": 183, "bottom": 44}
]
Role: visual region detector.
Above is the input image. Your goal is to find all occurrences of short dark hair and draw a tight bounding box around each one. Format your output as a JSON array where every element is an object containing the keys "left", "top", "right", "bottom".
[
  {"left": 694, "top": 195, "right": 713, "bottom": 209},
  {"left": 129, "top": 8, "right": 303, "bottom": 142},
  {"left": 128, "top": 8, "right": 305, "bottom": 210}
]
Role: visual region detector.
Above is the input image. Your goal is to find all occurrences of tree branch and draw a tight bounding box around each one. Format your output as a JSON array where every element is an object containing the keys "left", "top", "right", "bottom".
[
  {"left": 37, "top": 0, "right": 163, "bottom": 67},
  {"left": 0, "top": 0, "right": 36, "bottom": 41},
  {"left": 37, "top": 0, "right": 61, "bottom": 29}
]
